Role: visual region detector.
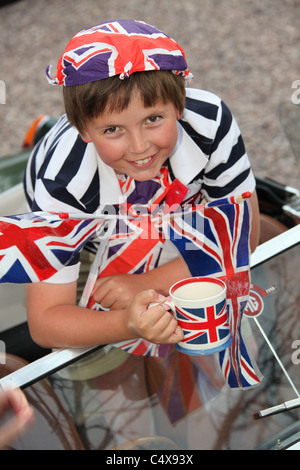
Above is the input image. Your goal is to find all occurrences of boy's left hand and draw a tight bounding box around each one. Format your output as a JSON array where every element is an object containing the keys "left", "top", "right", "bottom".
[{"left": 91, "top": 273, "right": 153, "bottom": 310}]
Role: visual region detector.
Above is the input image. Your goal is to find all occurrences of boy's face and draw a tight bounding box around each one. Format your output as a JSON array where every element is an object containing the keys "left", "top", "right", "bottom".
[{"left": 80, "top": 91, "right": 181, "bottom": 182}]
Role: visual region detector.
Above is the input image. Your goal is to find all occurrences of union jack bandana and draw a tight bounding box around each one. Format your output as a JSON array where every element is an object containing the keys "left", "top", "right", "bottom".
[{"left": 46, "top": 20, "right": 192, "bottom": 86}]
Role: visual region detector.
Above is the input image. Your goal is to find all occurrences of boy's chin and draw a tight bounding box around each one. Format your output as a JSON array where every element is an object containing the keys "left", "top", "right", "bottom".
[
  {"left": 126, "top": 170, "right": 160, "bottom": 182},
  {"left": 124, "top": 159, "right": 167, "bottom": 181}
]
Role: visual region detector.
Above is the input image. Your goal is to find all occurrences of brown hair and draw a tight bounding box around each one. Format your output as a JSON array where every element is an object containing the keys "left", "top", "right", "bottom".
[{"left": 63, "top": 70, "right": 186, "bottom": 134}]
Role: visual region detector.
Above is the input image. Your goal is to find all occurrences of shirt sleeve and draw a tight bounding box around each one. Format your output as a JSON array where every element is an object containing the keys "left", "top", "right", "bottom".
[
  {"left": 23, "top": 115, "right": 98, "bottom": 285},
  {"left": 42, "top": 263, "right": 81, "bottom": 284},
  {"left": 24, "top": 115, "right": 100, "bottom": 213}
]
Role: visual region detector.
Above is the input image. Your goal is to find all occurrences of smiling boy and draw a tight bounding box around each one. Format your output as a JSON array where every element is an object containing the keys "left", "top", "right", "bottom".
[
  {"left": 80, "top": 90, "right": 180, "bottom": 181},
  {"left": 24, "top": 20, "right": 259, "bottom": 349}
]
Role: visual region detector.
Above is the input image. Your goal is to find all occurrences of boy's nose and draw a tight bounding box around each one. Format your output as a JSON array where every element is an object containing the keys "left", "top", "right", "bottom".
[{"left": 128, "top": 130, "right": 149, "bottom": 154}]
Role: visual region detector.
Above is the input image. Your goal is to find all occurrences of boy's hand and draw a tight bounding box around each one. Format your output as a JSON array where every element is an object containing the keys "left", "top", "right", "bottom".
[
  {"left": 91, "top": 273, "right": 154, "bottom": 310},
  {"left": 91, "top": 257, "right": 191, "bottom": 310},
  {"left": 126, "top": 289, "right": 184, "bottom": 345}
]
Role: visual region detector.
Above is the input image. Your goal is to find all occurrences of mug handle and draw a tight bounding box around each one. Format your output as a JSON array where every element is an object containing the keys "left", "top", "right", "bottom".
[{"left": 149, "top": 298, "right": 175, "bottom": 313}]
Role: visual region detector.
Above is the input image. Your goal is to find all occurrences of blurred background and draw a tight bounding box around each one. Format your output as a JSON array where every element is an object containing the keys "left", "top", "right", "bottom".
[{"left": 0, "top": 0, "right": 299, "bottom": 189}]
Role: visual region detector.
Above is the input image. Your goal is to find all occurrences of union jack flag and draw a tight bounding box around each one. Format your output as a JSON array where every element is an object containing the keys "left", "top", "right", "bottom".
[
  {"left": 0, "top": 212, "right": 103, "bottom": 283},
  {"left": 46, "top": 20, "right": 190, "bottom": 86},
  {"left": 83, "top": 194, "right": 262, "bottom": 389},
  {"left": 0, "top": 194, "right": 262, "bottom": 389},
  {"left": 167, "top": 197, "right": 262, "bottom": 388}
]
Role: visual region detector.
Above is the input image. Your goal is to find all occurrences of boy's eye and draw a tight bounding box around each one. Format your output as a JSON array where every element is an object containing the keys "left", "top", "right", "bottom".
[
  {"left": 104, "top": 126, "right": 119, "bottom": 134},
  {"left": 147, "top": 115, "right": 161, "bottom": 124}
]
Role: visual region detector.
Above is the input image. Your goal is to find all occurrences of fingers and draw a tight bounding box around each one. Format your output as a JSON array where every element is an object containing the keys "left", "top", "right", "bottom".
[
  {"left": 0, "top": 388, "right": 25, "bottom": 415},
  {"left": 91, "top": 282, "right": 183, "bottom": 345},
  {"left": 134, "top": 290, "right": 183, "bottom": 344},
  {"left": 91, "top": 278, "right": 112, "bottom": 306},
  {"left": 6, "top": 388, "right": 29, "bottom": 414},
  {"left": 0, "top": 407, "right": 34, "bottom": 449},
  {"left": 99, "top": 290, "right": 131, "bottom": 310},
  {"left": 0, "top": 389, "right": 35, "bottom": 449},
  {"left": 167, "top": 325, "right": 185, "bottom": 344},
  {"left": 91, "top": 280, "right": 126, "bottom": 309},
  {"left": 149, "top": 308, "right": 181, "bottom": 343},
  {"left": 91, "top": 276, "right": 143, "bottom": 310},
  {"left": 134, "top": 289, "right": 166, "bottom": 308}
]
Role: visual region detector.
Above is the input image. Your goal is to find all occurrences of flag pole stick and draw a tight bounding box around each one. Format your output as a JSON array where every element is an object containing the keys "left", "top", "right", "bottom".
[{"left": 253, "top": 317, "right": 300, "bottom": 398}]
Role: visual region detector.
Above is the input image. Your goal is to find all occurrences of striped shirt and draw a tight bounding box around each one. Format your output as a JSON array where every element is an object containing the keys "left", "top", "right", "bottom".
[{"left": 24, "top": 88, "right": 255, "bottom": 283}]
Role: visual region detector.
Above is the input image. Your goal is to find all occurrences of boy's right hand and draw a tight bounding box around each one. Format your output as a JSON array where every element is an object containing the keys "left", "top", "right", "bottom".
[{"left": 126, "top": 289, "right": 184, "bottom": 345}]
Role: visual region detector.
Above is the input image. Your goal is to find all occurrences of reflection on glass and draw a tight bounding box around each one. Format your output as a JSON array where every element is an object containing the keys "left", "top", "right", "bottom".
[
  {"left": 1, "top": 243, "right": 299, "bottom": 450},
  {"left": 47, "top": 243, "right": 300, "bottom": 450}
]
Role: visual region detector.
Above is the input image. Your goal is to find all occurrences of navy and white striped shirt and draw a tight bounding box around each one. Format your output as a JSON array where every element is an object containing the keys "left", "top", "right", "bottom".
[
  {"left": 24, "top": 88, "right": 255, "bottom": 213},
  {"left": 24, "top": 88, "right": 255, "bottom": 282}
]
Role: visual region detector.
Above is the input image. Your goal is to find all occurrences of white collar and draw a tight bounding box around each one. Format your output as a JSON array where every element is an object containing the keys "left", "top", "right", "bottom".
[
  {"left": 168, "top": 122, "right": 208, "bottom": 186},
  {"left": 97, "top": 156, "right": 125, "bottom": 205}
]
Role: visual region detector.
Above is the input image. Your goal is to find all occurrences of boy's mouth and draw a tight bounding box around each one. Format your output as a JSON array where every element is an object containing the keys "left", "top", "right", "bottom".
[{"left": 129, "top": 154, "right": 156, "bottom": 168}]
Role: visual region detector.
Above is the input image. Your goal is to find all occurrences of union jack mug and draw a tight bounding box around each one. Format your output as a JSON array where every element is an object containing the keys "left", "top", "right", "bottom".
[{"left": 166, "top": 277, "right": 232, "bottom": 355}]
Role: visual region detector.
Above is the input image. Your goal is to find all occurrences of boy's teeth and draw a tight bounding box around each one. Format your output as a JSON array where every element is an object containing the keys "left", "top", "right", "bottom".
[{"left": 136, "top": 156, "right": 151, "bottom": 165}]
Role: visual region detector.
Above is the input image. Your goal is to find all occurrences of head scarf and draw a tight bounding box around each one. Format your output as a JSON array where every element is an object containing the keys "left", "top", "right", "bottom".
[{"left": 46, "top": 20, "right": 192, "bottom": 86}]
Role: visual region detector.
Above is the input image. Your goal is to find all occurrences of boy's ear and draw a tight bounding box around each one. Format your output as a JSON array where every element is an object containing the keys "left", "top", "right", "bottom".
[
  {"left": 176, "top": 110, "right": 183, "bottom": 120},
  {"left": 80, "top": 131, "right": 92, "bottom": 144}
]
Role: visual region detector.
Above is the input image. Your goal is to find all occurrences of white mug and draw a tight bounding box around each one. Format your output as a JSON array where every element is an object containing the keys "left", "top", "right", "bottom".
[{"left": 164, "top": 277, "right": 232, "bottom": 355}]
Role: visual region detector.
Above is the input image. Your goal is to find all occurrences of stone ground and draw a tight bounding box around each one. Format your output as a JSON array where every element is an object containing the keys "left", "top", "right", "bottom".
[{"left": 0, "top": 0, "right": 300, "bottom": 189}]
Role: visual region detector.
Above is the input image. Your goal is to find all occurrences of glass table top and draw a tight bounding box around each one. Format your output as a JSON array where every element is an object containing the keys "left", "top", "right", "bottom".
[
  {"left": 46, "top": 236, "right": 300, "bottom": 450},
  {"left": 1, "top": 228, "right": 300, "bottom": 450}
]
